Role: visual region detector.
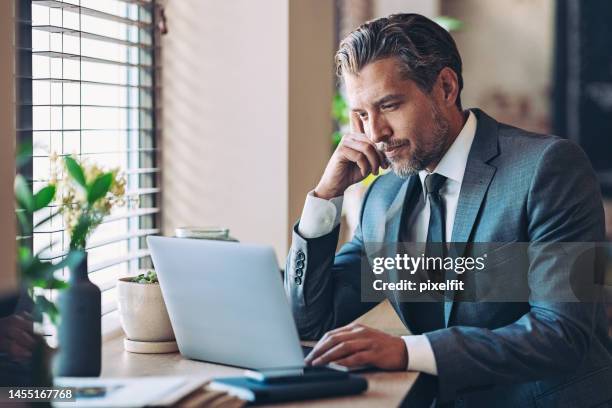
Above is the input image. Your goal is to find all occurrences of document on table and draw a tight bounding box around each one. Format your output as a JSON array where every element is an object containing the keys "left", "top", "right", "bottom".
[{"left": 53, "top": 376, "right": 207, "bottom": 407}]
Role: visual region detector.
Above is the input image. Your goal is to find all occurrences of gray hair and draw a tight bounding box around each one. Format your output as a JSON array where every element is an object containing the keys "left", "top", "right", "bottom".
[{"left": 335, "top": 13, "right": 463, "bottom": 109}]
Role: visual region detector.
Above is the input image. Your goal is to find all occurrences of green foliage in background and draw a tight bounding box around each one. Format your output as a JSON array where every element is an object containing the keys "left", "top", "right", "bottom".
[
  {"left": 15, "top": 144, "right": 84, "bottom": 325},
  {"left": 432, "top": 16, "right": 464, "bottom": 32},
  {"left": 131, "top": 270, "right": 158, "bottom": 284},
  {"left": 331, "top": 91, "right": 349, "bottom": 148},
  {"left": 54, "top": 155, "right": 126, "bottom": 251},
  {"left": 15, "top": 146, "right": 126, "bottom": 325}
]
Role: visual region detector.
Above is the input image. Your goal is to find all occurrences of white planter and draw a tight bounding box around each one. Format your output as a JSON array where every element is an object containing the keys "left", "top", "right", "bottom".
[{"left": 117, "top": 277, "right": 175, "bottom": 342}]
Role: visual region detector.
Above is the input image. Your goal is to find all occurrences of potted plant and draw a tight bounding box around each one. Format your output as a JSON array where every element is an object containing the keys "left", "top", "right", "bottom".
[
  {"left": 117, "top": 270, "right": 177, "bottom": 353},
  {"left": 13, "top": 145, "right": 84, "bottom": 386},
  {"left": 51, "top": 154, "right": 126, "bottom": 377}
]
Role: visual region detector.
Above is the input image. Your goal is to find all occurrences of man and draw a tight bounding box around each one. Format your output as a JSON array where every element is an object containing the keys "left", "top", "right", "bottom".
[{"left": 284, "top": 13, "right": 612, "bottom": 407}]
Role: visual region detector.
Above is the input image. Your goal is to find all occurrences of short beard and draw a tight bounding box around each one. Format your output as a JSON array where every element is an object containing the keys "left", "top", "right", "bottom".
[{"left": 391, "top": 101, "right": 450, "bottom": 179}]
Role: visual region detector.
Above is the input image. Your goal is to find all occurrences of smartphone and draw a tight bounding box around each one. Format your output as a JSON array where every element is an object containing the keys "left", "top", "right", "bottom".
[
  {"left": 244, "top": 366, "right": 348, "bottom": 384},
  {"left": 327, "top": 361, "right": 374, "bottom": 373}
]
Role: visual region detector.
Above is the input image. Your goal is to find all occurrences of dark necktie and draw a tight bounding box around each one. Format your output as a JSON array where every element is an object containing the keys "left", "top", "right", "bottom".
[
  {"left": 425, "top": 174, "right": 447, "bottom": 242},
  {"left": 396, "top": 174, "right": 447, "bottom": 334},
  {"left": 425, "top": 173, "right": 447, "bottom": 285}
]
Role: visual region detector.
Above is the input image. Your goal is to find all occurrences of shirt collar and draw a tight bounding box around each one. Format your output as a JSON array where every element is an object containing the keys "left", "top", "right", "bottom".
[{"left": 418, "top": 110, "right": 477, "bottom": 195}]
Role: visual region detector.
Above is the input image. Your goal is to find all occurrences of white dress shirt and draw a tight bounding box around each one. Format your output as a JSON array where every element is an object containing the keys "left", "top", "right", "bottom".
[{"left": 298, "top": 111, "right": 477, "bottom": 375}]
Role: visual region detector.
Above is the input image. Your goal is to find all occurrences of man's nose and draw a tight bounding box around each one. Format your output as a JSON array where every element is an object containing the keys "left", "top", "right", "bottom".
[{"left": 367, "top": 114, "right": 391, "bottom": 143}]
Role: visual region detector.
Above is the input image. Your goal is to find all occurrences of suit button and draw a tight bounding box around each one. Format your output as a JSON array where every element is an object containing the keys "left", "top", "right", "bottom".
[
  {"left": 296, "top": 251, "right": 305, "bottom": 261},
  {"left": 296, "top": 260, "right": 304, "bottom": 269},
  {"left": 294, "top": 276, "right": 302, "bottom": 285},
  {"left": 296, "top": 269, "right": 303, "bottom": 277}
]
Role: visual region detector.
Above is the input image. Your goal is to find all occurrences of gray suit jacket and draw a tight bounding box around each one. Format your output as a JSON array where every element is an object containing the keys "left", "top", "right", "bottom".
[{"left": 284, "top": 109, "right": 612, "bottom": 407}]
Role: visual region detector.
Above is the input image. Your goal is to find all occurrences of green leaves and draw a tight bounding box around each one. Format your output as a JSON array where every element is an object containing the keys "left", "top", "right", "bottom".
[
  {"left": 15, "top": 143, "right": 57, "bottom": 213},
  {"left": 87, "top": 172, "right": 113, "bottom": 204},
  {"left": 62, "top": 156, "right": 117, "bottom": 249},
  {"left": 18, "top": 246, "right": 34, "bottom": 271},
  {"left": 35, "top": 295, "right": 60, "bottom": 326},
  {"left": 69, "top": 214, "right": 92, "bottom": 250},
  {"left": 332, "top": 92, "right": 349, "bottom": 126},
  {"left": 15, "top": 174, "right": 34, "bottom": 213},
  {"left": 16, "top": 154, "right": 121, "bottom": 325},
  {"left": 331, "top": 92, "right": 349, "bottom": 149},
  {"left": 15, "top": 176, "right": 57, "bottom": 235},
  {"left": 432, "top": 16, "right": 464, "bottom": 32},
  {"left": 16, "top": 142, "right": 33, "bottom": 169},
  {"left": 34, "top": 185, "right": 56, "bottom": 211},
  {"left": 20, "top": 248, "right": 83, "bottom": 325},
  {"left": 332, "top": 131, "right": 343, "bottom": 148},
  {"left": 54, "top": 250, "right": 86, "bottom": 273},
  {"left": 20, "top": 246, "right": 83, "bottom": 285},
  {"left": 65, "top": 155, "right": 115, "bottom": 205},
  {"left": 65, "top": 156, "right": 87, "bottom": 188},
  {"left": 132, "top": 270, "right": 158, "bottom": 284}
]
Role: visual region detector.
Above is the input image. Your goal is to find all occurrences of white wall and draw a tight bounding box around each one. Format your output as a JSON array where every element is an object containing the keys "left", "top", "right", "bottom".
[
  {"left": 161, "top": 0, "right": 333, "bottom": 262},
  {"left": 0, "top": 0, "right": 17, "bottom": 298}
]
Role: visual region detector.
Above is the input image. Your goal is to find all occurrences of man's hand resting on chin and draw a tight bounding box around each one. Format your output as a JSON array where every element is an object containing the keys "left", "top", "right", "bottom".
[{"left": 304, "top": 323, "right": 408, "bottom": 370}]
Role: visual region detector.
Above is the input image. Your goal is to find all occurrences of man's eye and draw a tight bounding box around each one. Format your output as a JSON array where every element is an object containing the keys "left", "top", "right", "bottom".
[
  {"left": 358, "top": 112, "right": 368, "bottom": 120},
  {"left": 381, "top": 103, "right": 398, "bottom": 111}
]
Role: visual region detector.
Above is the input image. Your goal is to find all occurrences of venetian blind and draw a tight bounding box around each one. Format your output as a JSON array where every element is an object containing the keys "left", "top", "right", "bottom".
[{"left": 18, "top": 0, "right": 160, "bottom": 334}]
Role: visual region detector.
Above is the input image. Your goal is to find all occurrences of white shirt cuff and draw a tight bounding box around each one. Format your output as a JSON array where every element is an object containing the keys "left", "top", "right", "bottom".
[
  {"left": 402, "top": 335, "right": 438, "bottom": 375},
  {"left": 297, "top": 191, "right": 343, "bottom": 238}
]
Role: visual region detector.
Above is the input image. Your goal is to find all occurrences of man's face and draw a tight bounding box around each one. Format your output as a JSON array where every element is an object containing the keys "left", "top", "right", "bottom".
[{"left": 345, "top": 57, "right": 451, "bottom": 177}]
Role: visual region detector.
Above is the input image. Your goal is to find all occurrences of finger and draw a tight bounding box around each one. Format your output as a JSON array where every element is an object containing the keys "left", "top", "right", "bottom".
[
  {"left": 375, "top": 146, "right": 390, "bottom": 169},
  {"left": 305, "top": 331, "right": 356, "bottom": 364},
  {"left": 306, "top": 323, "right": 360, "bottom": 360},
  {"left": 332, "top": 350, "right": 374, "bottom": 368},
  {"left": 305, "top": 328, "right": 364, "bottom": 364},
  {"left": 350, "top": 112, "right": 365, "bottom": 134},
  {"left": 345, "top": 134, "right": 389, "bottom": 170},
  {"left": 318, "top": 323, "right": 364, "bottom": 343},
  {"left": 343, "top": 137, "right": 382, "bottom": 175},
  {"left": 352, "top": 135, "right": 389, "bottom": 170},
  {"left": 340, "top": 147, "right": 370, "bottom": 178},
  {"left": 311, "top": 339, "right": 371, "bottom": 366},
  {"left": 324, "top": 322, "right": 358, "bottom": 336},
  {"left": 305, "top": 328, "right": 355, "bottom": 364}
]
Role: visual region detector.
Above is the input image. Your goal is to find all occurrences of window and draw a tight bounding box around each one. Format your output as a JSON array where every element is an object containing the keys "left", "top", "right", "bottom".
[{"left": 17, "top": 0, "right": 160, "bottom": 334}]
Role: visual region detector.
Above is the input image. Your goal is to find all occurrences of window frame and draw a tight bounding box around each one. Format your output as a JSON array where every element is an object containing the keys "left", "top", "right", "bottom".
[{"left": 15, "top": 0, "right": 162, "bottom": 335}]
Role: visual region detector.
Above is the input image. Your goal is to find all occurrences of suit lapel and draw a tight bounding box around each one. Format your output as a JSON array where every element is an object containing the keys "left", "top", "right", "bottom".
[
  {"left": 363, "top": 176, "right": 410, "bottom": 245},
  {"left": 445, "top": 109, "right": 500, "bottom": 326},
  {"left": 385, "top": 176, "right": 416, "bottom": 242},
  {"left": 362, "top": 109, "right": 501, "bottom": 329}
]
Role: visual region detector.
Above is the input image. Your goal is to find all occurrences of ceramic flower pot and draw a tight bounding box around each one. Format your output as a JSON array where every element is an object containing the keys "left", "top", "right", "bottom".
[{"left": 117, "top": 277, "right": 175, "bottom": 343}]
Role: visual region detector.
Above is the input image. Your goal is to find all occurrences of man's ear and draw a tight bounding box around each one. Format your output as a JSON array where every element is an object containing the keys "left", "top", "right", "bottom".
[{"left": 436, "top": 67, "right": 460, "bottom": 108}]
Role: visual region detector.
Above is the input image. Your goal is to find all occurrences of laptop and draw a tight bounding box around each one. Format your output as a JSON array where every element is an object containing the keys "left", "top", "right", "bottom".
[{"left": 147, "top": 236, "right": 308, "bottom": 370}]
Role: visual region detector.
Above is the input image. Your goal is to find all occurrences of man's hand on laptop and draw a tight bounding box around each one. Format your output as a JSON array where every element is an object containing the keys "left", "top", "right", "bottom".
[{"left": 304, "top": 323, "right": 407, "bottom": 370}]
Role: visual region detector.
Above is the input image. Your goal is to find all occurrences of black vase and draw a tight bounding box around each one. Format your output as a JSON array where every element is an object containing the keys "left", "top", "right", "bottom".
[{"left": 54, "top": 251, "right": 101, "bottom": 377}]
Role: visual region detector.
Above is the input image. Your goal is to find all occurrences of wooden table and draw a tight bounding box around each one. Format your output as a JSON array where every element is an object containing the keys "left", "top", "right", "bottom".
[{"left": 102, "top": 301, "right": 420, "bottom": 407}]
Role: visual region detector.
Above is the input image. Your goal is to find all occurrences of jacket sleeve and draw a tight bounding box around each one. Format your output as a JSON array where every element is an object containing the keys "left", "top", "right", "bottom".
[
  {"left": 424, "top": 139, "right": 608, "bottom": 401},
  {"left": 285, "top": 184, "right": 380, "bottom": 340}
]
